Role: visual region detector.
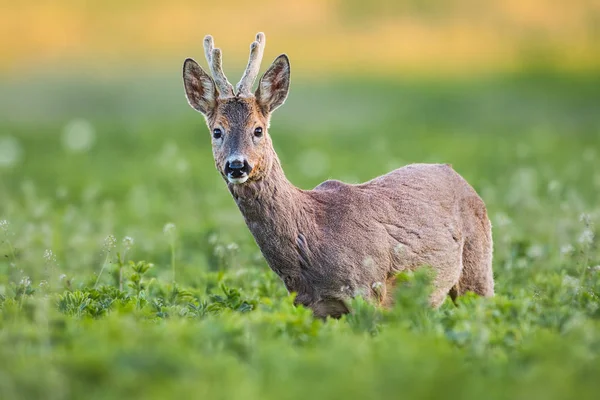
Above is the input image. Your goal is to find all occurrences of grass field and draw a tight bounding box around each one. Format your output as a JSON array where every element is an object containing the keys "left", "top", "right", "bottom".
[{"left": 0, "top": 72, "right": 599, "bottom": 399}]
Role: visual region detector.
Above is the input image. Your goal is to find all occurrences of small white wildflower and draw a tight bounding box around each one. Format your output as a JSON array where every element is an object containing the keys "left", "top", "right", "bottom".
[
  {"left": 214, "top": 245, "right": 225, "bottom": 257},
  {"left": 0, "top": 219, "right": 8, "bottom": 233},
  {"left": 163, "top": 223, "right": 176, "bottom": 236},
  {"left": 563, "top": 275, "right": 579, "bottom": 287},
  {"left": 579, "top": 213, "right": 591, "bottom": 224},
  {"left": 59, "top": 274, "right": 67, "bottom": 281},
  {"left": 578, "top": 229, "right": 594, "bottom": 246},
  {"left": 103, "top": 234, "right": 117, "bottom": 252},
  {"left": 19, "top": 276, "right": 31, "bottom": 287},
  {"left": 39, "top": 280, "right": 49, "bottom": 289},
  {"left": 526, "top": 244, "right": 544, "bottom": 259},
  {"left": 43, "top": 249, "right": 57, "bottom": 264},
  {"left": 234, "top": 268, "right": 248, "bottom": 278},
  {"left": 562, "top": 275, "right": 580, "bottom": 292},
  {"left": 226, "top": 243, "right": 239, "bottom": 252},
  {"left": 560, "top": 244, "right": 574, "bottom": 255},
  {"left": 122, "top": 236, "right": 135, "bottom": 251},
  {"left": 208, "top": 233, "right": 219, "bottom": 245}
]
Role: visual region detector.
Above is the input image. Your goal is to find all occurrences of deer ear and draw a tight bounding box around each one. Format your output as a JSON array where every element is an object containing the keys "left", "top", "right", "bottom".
[
  {"left": 255, "top": 54, "right": 290, "bottom": 113},
  {"left": 183, "top": 58, "right": 217, "bottom": 115}
]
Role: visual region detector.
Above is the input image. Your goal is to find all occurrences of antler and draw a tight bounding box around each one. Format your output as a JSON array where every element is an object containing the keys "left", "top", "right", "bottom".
[
  {"left": 203, "top": 35, "right": 235, "bottom": 97},
  {"left": 236, "top": 32, "right": 266, "bottom": 96}
]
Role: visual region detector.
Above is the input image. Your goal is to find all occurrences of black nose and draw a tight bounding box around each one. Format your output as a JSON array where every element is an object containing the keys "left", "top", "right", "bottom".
[
  {"left": 225, "top": 158, "right": 251, "bottom": 178},
  {"left": 228, "top": 160, "right": 245, "bottom": 170}
]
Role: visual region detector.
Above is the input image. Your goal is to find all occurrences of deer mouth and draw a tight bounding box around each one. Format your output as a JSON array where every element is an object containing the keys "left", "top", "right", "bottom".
[{"left": 227, "top": 175, "right": 249, "bottom": 184}]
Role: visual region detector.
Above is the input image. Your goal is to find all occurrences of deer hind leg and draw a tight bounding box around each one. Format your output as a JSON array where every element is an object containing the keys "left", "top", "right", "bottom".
[
  {"left": 372, "top": 265, "right": 461, "bottom": 309},
  {"left": 457, "top": 219, "right": 494, "bottom": 298},
  {"left": 430, "top": 261, "right": 462, "bottom": 308}
]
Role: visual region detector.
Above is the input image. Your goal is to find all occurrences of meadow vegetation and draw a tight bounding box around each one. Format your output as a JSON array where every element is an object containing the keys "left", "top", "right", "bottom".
[{"left": 0, "top": 73, "right": 599, "bottom": 399}]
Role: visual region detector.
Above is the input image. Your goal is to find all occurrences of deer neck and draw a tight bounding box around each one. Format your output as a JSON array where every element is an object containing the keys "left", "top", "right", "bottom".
[
  {"left": 227, "top": 153, "right": 316, "bottom": 274},
  {"left": 228, "top": 153, "right": 311, "bottom": 233}
]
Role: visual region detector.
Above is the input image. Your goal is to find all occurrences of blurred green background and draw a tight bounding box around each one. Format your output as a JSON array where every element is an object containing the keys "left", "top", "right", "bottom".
[{"left": 0, "top": 1, "right": 599, "bottom": 399}]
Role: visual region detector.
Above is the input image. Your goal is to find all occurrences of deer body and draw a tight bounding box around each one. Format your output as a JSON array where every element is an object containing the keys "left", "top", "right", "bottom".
[{"left": 183, "top": 33, "right": 494, "bottom": 318}]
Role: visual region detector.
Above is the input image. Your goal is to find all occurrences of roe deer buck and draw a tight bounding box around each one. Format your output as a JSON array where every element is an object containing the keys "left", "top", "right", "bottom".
[{"left": 182, "top": 33, "right": 494, "bottom": 318}]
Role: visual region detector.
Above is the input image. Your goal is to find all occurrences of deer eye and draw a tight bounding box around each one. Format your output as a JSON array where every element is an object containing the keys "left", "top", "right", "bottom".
[
  {"left": 254, "top": 127, "right": 263, "bottom": 137},
  {"left": 212, "top": 128, "right": 223, "bottom": 139}
]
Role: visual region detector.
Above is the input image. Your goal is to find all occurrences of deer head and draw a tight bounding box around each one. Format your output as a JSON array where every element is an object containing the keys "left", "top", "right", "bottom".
[{"left": 182, "top": 33, "right": 290, "bottom": 185}]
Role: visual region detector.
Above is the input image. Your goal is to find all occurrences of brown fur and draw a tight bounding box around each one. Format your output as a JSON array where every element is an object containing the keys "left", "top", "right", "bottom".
[{"left": 183, "top": 34, "right": 494, "bottom": 318}]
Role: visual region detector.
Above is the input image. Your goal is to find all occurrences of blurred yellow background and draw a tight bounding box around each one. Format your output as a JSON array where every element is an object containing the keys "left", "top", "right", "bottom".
[{"left": 2, "top": 0, "right": 599, "bottom": 77}]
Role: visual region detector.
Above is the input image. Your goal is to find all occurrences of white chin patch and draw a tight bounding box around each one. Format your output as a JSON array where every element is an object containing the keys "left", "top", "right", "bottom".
[{"left": 227, "top": 175, "right": 249, "bottom": 184}]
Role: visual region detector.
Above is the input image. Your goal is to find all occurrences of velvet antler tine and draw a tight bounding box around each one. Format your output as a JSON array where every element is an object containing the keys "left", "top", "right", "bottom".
[
  {"left": 236, "top": 32, "right": 266, "bottom": 96},
  {"left": 203, "top": 35, "right": 234, "bottom": 97},
  {"left": 203, "top": 35, "right": 214, "bottom": 66}
]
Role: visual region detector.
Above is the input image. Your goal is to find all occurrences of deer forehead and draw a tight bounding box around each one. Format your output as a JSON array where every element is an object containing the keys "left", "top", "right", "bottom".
[{"left": 211, "top": 98, "right": 265, "bottom": 129}]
